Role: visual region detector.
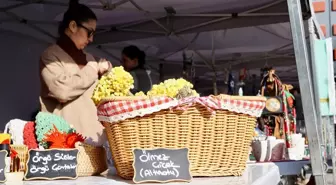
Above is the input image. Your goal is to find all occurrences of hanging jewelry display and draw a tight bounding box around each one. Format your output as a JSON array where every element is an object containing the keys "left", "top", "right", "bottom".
[{"left": 257, "top": 68, "right": 297, "bottom": 148}]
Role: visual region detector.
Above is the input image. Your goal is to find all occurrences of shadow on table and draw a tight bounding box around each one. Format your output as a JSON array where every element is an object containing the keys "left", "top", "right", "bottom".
[{"left": 104, "top": 166, "right": 135, "bottom": 184}]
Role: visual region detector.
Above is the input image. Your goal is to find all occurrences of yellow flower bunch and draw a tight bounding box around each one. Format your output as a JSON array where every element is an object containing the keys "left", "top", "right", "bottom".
[
  {"left": 92, "top": 66, "right": 134, "bottom": 104},
  {"left": 134, "top": 91, "right": 146, "bottom": 96},
  {"left": 147, "top": 78, "right": 199, "bottom": 98}
]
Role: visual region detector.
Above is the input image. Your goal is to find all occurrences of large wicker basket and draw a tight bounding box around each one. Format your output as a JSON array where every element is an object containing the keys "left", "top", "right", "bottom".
[{"left": 101, "top": 95, "right": 266, "bottom": 179}]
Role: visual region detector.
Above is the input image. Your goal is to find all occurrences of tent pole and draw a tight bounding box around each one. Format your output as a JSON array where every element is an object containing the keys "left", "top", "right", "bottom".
[
  {"left": 256, "top": 26, "right": 292, "bottom": 41},
  {"left": 287, "top": 0, "right": 326, "bottom": 184},
  {"left": 174, "top": 12, "right": 288, "bottom": 17},
  {"left": 161, "top": 33, "right": 200, "bottom": 59},
  {"left": 3, "top": 11, "right": 56, "bottom": 40},
  {"left": 117, "top": 28, "right": 165, "bottom": 35},
  {"left": 128, "top": 0, "right": 170, "bottom": 33},
  {"left": 175, "top": 0, "right": 285, "bottom": 34},
  {"left": 107, "top": 1, "right": 286, "bottom": 32},
  {"left": 117, "top": 16, "right": 167, "bottom": 29}
]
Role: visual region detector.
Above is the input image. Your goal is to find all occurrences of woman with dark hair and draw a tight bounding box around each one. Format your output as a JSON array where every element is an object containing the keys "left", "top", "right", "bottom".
[
  {"left": 39, "top": 0, "right": 111, "bottom": 146},
  {"left": 122, "top": 45, "right": 152, "bottom": 93}
]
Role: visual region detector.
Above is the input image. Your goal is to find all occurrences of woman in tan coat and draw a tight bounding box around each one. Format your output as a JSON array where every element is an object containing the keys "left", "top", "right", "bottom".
[{"left": 39, "top": 0, "right": 111, "bottom": 146}]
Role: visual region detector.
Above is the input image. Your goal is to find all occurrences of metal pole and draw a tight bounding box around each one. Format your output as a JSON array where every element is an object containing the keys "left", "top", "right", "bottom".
[
  {"left": 287, "top": 0, "right": 326, "bottom": 184},
  {"left": 175, "top": 0, "right": 285, "bottom": 33},
  {"left": 174, "top": 12, "right": 289, "bottom": 17},
  {"left": 308, "top": 17, "right": 329, "bottom": 180},
  {"left": 325, "top": 116, "right": 336, "bottom": 184}
]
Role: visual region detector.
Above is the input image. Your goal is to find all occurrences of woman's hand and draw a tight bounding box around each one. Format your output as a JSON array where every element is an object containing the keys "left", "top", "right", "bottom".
[{"left": 98, "top": 58, "right": 112, "bottom": 75}]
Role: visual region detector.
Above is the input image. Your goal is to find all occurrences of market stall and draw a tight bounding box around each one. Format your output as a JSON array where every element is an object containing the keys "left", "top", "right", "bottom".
[
  {"left": 0, "top": 0, "right": 323, "bottom": 184},
  {"left": 0, "top": 68, "right": 281, "bottom": 184}
]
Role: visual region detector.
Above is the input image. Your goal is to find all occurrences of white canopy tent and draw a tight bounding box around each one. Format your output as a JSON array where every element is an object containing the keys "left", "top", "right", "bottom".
[{"left": 0, "top": 0, "right": 300, "bottom": 123}]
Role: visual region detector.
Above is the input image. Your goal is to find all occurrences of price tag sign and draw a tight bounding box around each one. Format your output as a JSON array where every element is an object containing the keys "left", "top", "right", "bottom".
[
  {"left": 24, "top": 149, "right": 79, "bottom": 180},
  {"left": 132, "top": 148, "right": 192, "bottom": 183}
]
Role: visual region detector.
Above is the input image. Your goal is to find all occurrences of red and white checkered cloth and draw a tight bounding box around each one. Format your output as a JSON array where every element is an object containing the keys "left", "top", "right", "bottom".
[
  {"left": 97, "top": 96, "right": 265, "bottom": 123},
  {"left": 97, "top": 97, "right": 177, "bottom": 123}
]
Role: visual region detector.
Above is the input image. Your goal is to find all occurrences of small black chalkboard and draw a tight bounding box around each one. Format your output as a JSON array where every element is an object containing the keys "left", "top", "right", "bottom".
[
  {"left": 132, "top": 148, "right": 192, "bottom": 183},
  {"left": 24, "top": 149, "right": 79, "bottom": 180},
  {"left": 0, "top": 150, "right": 7, "bottom": 183}
]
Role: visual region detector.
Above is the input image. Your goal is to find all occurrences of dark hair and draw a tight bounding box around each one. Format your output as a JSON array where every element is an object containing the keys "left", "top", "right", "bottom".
[
  {"left": 58, "top": 0, "right": 97, "bottom": 36},
  {"left": 122, "top": 45, "right": 146, "bottom": 68}
]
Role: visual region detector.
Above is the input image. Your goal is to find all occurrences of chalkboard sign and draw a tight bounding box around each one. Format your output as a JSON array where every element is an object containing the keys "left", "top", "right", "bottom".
[
  {"left": 24, "top": 149, "right": 79, "bottom": 180},
  {"left": 132, "top": 148, "right": 192, "bottom": 183},
  {"left": 0, "top": 150, "right": 7, "bottom": 183}
]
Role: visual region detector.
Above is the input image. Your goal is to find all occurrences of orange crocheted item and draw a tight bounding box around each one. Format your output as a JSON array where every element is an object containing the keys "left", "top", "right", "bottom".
[
  {"left": 44, "top": 125, "right": 85, "bottom": 149},
  {"left": 66, "top": 133, "right": 85, "bottom": 148}
]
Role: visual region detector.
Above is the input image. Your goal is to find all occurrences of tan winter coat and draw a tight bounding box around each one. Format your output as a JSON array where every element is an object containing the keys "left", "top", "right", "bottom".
[{"left": 39, "top": 44, "right": 106, "bottom": 146}]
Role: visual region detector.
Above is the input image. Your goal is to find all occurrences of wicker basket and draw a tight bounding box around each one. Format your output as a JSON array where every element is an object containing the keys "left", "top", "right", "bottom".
[
  {"left": 102, "top": 95, "right": 266, "bottom": 179},
  {"left": 76, "top": 142, "right": 108, "bottom": 177}
]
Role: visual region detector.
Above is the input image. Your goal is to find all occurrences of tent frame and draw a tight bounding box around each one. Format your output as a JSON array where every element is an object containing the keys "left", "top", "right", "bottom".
[
  {"left": 97, "top": 0, "right": 297, "bottom": 83},
  {"left": 2, "top": 0, "right": 295, "bottom": 70}
]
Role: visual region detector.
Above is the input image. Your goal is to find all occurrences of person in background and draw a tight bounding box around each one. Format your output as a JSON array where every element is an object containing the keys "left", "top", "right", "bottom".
[
  {"left": 121, "top": 45, "right": 152, "bottom": 94},
  {"left": 39, "top": 0, "right": 111, "bottom": 146}
]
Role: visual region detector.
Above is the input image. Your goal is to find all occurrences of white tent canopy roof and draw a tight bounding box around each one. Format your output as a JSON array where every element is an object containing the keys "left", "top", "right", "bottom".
[{"left": 0, "top": 0, "right": 298, "bottom": 83}]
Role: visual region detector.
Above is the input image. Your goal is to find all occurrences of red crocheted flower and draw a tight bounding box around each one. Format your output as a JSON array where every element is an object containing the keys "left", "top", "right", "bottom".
[
  {"left": 43, "top": 125, "right": 85, "bottom": 149},
  {"left": 66, "top": 132, "right": 85, "bottom": 148},
  {"left": 23, "top": 122, "right": 38, "bottom": 149}
]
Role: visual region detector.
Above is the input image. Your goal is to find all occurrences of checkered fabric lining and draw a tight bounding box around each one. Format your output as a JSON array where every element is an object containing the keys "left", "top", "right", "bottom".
[{"left": 97, "top": 96, "right": 266, "bottom": 123}]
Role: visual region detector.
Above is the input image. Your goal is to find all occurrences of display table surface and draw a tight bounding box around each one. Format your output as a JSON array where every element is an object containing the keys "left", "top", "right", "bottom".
[
  {"left": 5, "top": 163, "right": 280, "bottom": 185},
  {"left": 247, "top": 159, "right": 310, "bottom": 176}
]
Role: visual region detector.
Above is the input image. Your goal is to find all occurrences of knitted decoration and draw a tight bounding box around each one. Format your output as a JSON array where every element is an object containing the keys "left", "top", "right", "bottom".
[
  {"left": 43, "top": 125, "right": 85, "bottom": 149},
  {"left": 35, "top": 112, "right": 73, "bottom": 145},
  {"left": 23, "top": 122, "right": 38, "bottom": 149}
]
